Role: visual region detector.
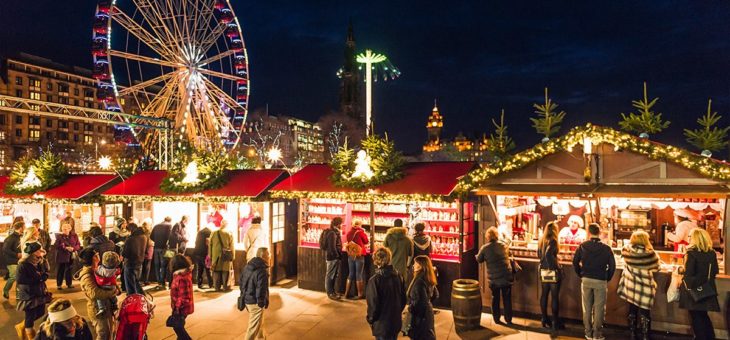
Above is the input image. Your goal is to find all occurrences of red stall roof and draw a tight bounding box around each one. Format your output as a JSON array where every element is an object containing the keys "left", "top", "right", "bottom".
[
  {"left": 0, "top": 174, "right": 118, "bottom": 201},
  {"left": 270, "top": 162, "right": 477, "bottom": 197},
  {"left": 103, "top": 170, "right": 287, "bottom": 200}
]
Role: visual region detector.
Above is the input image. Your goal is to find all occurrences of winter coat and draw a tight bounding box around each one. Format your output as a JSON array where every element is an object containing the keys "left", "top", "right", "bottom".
[
  {"left": 171, "top": 268, "right": 194, "bottom": 315},
  {"left": 38, "top": 229, "right": 52, "bottom": 252},
  {"left": 239, "top": 257, "right": 270, "bottom": 307},
  {"left": 476, "top": 240, "right": 513, "bottom": 288},
  {"left": 194, "top": 227, "right": 212, "bottom": 257},
  {"left": 169, "top": 222, "right": 188, "bottom": 253},
  {"left": 78, "top": 266, "right": 118, "bottom": 321},
  {"left": 412, "top": 233, "right": 432, "bottom": 259},
  {"left": 537, "top": 239, "right": 561, "bottom": 280},
  {"left": 89, "top": 235, "right": 115, "bottom": 260},
  {"left": 108, "top": 227, "right": 130, "bottom": 246},
  {"left": 121, "top": 228, "right": 148, "bottom": 266},
  {"left": 2, "top": 231, "right": 22, "bottom": 265},
  {"left": 16, "top": 256, "right": 49, "bottom": 310},
  {"left": 617, "top": 244, "right": 660, "bottom": 310},
  {"left": 573, "top": 237, "right": 616, "bottom": 281},
  {"left": 150, "top": 222, "right": 172, "bottom": 249},
  {"left": 36, "top": 319, "right": 93, "bottom": 340},
  {"left": 209, "top": 229, "right": 234, "bottom": 272},
  {"left": 407, "top": 273, "right": 436, "bottom": 340},
  {"left": 346, "top": 226, "right": 369, "bottom": 256},
  {"left": 243, "top": 224, "right": 268, "bottom": 262},
  {"left": 679, "top": 249, "right": 720, "bottom": 312},
  {"left": 383, "top": 227, "right": 413, "bottom": 277},
  {"left": 366, "top": 264, "right": 406, "bottom": 338},
  {"left": 55, "top": 233, "right": 81, "bottom": 264},
  {"left": 322, "top": 226, "right": 343, "bottom": 261}
]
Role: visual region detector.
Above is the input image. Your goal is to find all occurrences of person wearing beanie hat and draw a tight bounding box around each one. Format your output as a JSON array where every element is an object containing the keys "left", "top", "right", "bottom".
[
  {"left": 15, "top": 238, "right": 50, "bottom": 339},
  {"left": 93, "top": 252, "right": 121, "bottom": 318},
  {"left": 37, "top": 298, "right": 94, "bottom": 340},
  {"left": 76, "top": 247, "right": 118, "bottom": 340},
  {"left": 109, "top": 217, "right": 130, "bottom": 248}
]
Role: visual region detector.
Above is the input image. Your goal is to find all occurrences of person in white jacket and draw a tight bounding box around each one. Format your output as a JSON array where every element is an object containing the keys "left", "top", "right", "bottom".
[
  {"left": 667, "top": 210, "right": 698, "bottom": 252},
  {"left": 558, "top": 215, "right": 587, "bottom": 245},
  {"left": 243, "top": 216, "right": 268, "bottom": 263}
]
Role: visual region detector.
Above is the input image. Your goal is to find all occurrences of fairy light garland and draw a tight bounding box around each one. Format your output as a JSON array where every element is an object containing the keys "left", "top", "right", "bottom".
[
  {"left": 270, "top": 190, "right": 451, "bottom": 203},
  {"left": 103, "top": 194, "right": 254, "bottom": 203},
  {"left": 457, "top": 123, "right": 730, "bottom": 193}
]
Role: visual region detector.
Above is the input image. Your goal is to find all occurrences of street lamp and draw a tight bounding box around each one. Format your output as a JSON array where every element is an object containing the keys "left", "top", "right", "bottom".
[{"left": 356, "top": 49, "right": 400, "bottom": 136}]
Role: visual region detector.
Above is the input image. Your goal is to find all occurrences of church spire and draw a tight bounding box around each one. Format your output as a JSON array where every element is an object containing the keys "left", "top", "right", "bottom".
[{"left": 346, "top": 19, "right": 355, "bottom": 46}]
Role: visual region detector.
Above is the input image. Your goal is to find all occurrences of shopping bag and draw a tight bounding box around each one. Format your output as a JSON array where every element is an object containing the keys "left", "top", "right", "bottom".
[{"left": 667, "top": 268, "right": 681, "bottom": 303}]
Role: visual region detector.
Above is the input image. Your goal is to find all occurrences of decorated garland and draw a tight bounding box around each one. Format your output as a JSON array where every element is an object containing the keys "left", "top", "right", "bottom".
[
  {"left": 5, "top": 150, "right": 68, "bottom": 195},
  {"left": 160, "top": 145, "right": 232, "bottom": 193},
  {"left": 457, "top": 123, "right": 730, "bottom": 193},
  {"left": 330, "top": 134, "right": 404, "bottom": 189}
]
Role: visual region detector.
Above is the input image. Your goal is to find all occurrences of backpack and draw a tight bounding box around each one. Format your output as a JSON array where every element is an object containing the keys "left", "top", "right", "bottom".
[
  {"left": 345, "top": 229, "right": 363, "bottom": 258},
  {"left": 319, "top": 229, "right": 331, "bottom": 250}
]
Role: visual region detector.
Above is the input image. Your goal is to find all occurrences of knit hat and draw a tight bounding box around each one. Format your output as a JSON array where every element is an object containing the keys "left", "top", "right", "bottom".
[
  {"left": 23, "top": 242, "right": 41, "bottom": 254},
  {"left": 102, "top": 251, "right": 120, "bottom": 269},
  {"left": 115, "top": 217, "right": 127, "bottom": 228},
  {"left": 78, "top": 247, "right": 97, "bottom": 266}
]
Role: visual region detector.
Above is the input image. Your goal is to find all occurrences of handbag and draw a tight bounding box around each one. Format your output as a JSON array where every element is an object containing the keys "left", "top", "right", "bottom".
[
  {"left": 509, "top": 250, "right": 522, "bottom": 275},
  {"left": 237, "top": 295, "right": 246, "bottom": 311},
  {"left": 163, "top": 249, "right": 176, "bottom": 259},
  {"left": 165, "top": 314, "right": 185, "bottom": 328},
  {"left": 683, "top": 263, "right": 717, "bottom": 303},
  {"left": 539, "top": 245, "right": 558, "bottom": 283},
  {"left": 204, "top": 255, "right": 212, "bottom": 269},
  {"left": 217, "top": 231, "right": 234, "bottom": 262},
  {"left": 401, "top": 310, "right": 413, "bottom": 336}
]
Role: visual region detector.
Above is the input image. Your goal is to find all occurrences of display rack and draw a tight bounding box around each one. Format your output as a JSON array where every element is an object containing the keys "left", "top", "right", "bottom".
[{"left": 300, "top": 198, "right": 346, "bottom": 248}]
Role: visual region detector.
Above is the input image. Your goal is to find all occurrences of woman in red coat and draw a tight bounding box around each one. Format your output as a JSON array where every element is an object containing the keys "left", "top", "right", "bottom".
[{"left": 169, "top": 254, "right": 194, "bottom": 340}]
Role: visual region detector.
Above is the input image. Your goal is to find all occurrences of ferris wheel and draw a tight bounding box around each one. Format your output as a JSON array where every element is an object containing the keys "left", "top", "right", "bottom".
[{"left": 91, "top": 0, "right": 249, "bottom": 153}]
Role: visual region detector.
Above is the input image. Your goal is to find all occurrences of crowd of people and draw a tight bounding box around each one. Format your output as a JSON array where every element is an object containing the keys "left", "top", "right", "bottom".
[{"left": 1, "top": 210, "right": 724, "bottom": 340}]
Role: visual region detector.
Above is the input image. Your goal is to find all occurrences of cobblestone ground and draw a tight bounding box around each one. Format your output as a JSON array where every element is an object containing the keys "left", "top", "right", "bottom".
[{"left": 1, "top": 279, "right": 694, "bottom": 340}]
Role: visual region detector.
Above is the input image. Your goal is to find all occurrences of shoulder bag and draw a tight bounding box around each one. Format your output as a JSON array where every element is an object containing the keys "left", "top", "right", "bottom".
[
  {"left": 683, "top": 262, "right": 717, "bottom": 302},
  {"left": 539, "top": 245, "right": 558, "bottom": 283},
  {"left": 217, "top": 231, "right": 234, "bottom": 262}
]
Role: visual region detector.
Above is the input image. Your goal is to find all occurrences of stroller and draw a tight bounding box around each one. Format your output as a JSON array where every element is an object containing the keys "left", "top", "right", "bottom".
[{"left": 116, "top": 293, "right": 155, "bottom": 340}]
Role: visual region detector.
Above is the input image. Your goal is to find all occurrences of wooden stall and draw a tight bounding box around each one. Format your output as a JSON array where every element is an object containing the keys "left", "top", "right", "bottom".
[
  {"left": 470, "top": 125, "right": 729, "bottom": 337},
  {"left": 101, "top": 170, "right": 297, "bottom": 284},
  {"left": 270, "top": 162, "right": 478, "bottom": 307}
]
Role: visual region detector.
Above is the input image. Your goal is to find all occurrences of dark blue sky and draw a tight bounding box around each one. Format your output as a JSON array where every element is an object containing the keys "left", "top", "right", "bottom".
[{"left": 2, "top": 1, "right": 730, "bottom": 155}]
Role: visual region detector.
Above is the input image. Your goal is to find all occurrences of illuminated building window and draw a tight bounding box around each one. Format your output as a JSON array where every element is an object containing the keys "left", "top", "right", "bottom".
[
  {"left": 29, "top": 129, "right": 40, "bottom": 142},
  {"left": 84, "top": 135, "right": 93, "bottom": 145},
  {"left": 0, "top": 150, "right": 5, "bottom": 164},
  {"left": 0, "top": 132, "right": 6, "bottom": 141},
  {"left": 15, "top": 77, "right": 22, "bottom": 86},
  {"left": 272, "top": 202, "right": 285, "bottom": 242},
  {"left": 29, "top": 92, "right": 40, "bottom": 100},
  {"left": 29, "top": 79, "right": 41, "bottom": 91}
]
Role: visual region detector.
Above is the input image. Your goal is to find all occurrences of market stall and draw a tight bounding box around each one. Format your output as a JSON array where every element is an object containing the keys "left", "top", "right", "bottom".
[
  {"left": 101, "top": 169, "right": 295, "bottom": 283},
  {"left": 270, "top": 162, "right": 477, "bottom": 307},
  {"left": 460, "top": 125, "right": 729, "bottom": 337}
]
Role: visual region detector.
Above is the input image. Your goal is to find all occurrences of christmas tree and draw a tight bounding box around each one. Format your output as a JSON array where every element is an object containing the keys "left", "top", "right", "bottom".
[
  {"left": 489, "top": 109, "right": 515, "bottom": 158},
  {"left": 530, "top": 87, "right": 566, "bottom": 141},
  {"left": 619, "top": 82, "right": 670, "bottom": 136},
  {"left": 684, "top": 99, "right": 729, "bottom": 157}
]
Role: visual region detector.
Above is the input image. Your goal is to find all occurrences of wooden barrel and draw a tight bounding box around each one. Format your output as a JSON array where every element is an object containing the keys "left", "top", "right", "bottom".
[{"left": 451, "top": 279, "right": 482, "bottom": 331}]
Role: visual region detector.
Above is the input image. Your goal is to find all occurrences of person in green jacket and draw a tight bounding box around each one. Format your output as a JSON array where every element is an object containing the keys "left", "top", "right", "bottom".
[
  {"left": 209, "top": 220, "right": 235, "bottom": 291},
  {"left": 383, "top": 219, "right": 413, "bottom": 281}
]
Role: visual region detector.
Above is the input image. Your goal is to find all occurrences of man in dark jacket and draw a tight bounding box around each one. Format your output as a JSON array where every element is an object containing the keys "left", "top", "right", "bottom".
[
  {"left": 2, "top": 221, "right": 24, "bottom": 299},
  {"left": 321, "top": 217, "right": 343, "bottom": 300},
  {"left": 87, "top": 226, "right": 115, "bottom": 259},
  {"left": 573, "top": 223, "right": 616, "bottom": 340},
  {"left": 122, "top": 223, "right": 148, "bottom": 294},
  {"left": 193, "top": 226, "right": 213, "bottom": 289},
  {"left": 476, "top": 226, "right": 514, "bottom": 325},
  {"left": 366, "top": 247, "right": 406, "bottom": 340},
  {"left": 151, "top": 216, "right": 173, "bottom": 289},
  {"left": 239, "top": 247, "right": 270, "bottom": 339},
  {"left": 170, "top": 215, "right": 189, "bottom": 254}
]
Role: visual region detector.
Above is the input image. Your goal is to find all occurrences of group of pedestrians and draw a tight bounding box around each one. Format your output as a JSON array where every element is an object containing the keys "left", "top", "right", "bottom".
[{"left": 476, "top": 220, "right": 721, "bottom": 340}]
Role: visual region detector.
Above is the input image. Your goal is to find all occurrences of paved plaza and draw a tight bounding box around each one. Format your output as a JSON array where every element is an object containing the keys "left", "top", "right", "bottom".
[{"left": 1, "top": 280, "right": 693, "bottom": 340}]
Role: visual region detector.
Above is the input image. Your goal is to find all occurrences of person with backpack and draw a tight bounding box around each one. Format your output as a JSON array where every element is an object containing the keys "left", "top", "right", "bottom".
[
  {"left": 573, "top": 223, "right": 616, "bottom": 340},
  {"left": 170, "top": 216, "right": 189, "bottom": 255},
  {"left": 239, "top": 247, "right": 270, "bottom": 340},
  {"left": 345, "top": 220, "right": 369, "bottom": 299},
  {"left": 151, "top": 217, "right": 173, "bottom": 290},
  {"left": 320, "top": 217, "right": 343, "bottom": 300}
]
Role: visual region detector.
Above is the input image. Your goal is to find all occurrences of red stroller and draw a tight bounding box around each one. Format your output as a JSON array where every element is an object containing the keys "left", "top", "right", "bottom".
[{"left": 116, "top": 293, "right": 155, "bottom": 340}]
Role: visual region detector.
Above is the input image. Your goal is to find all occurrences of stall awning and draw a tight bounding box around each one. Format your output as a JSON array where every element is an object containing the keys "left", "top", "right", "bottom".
[
  {"left": 592, "top": 184, "right": 730, "bottom": 198},
  {"left": 475, "top": 184, "right": 596, "bottom": 197},
  {"left": 0, "top": 174, "right": 119, "bottom": 201},
  {"left": 270, "top": 162, "right": 477, "bottom": 200},
  {"left": 102, "top": 170, "right": 288, "bottom": 201}
]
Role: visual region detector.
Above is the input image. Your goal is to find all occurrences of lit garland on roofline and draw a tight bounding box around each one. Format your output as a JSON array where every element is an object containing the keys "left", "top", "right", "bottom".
[
  {"left": 457, "top": 123, "right": 730, "bottom": 193},
  {"left": 103, "top": 194, "right": 255, "bottom": 203},
  {"left": 270, "top": 190, "right": 452, "bottom": 203}
]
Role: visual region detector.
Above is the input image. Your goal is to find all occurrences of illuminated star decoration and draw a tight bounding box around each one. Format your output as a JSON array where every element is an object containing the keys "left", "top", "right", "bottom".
[
  {"left": 351, "top": 150, "right": 374, "bottom": 180},
  {"left": 354, "top": 49, "right": 401, "bottom": 136},
  {"left": 267, "top": 147, "right": 282, "bottom": 165},
  {"left": 98, "top": 156, "right": 112, "bottom": 170},
  {"left": 181, "top": 161, "right": 200, "bottom": 184}
]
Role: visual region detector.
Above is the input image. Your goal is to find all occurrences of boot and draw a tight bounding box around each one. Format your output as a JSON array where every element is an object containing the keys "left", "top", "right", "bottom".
[
  {"left": 551, "top": 316, "right": 559, "bottom": 332},
  {"left": 24, "top": 329, "right": 36, "bottom": 340},
  {"left": 639, "top": 314, "right": 651, "bottom": 340},
  {"left": 356, "top": 280, "right": 365, "bottom": 299},
  {"left": 540, "top": 316, "right": 552, "bottom": 329},
  {"left": 345, "top": 280, "right": 353, "bottom": 299},
  {"left": 14, "top": 322, "right": 24, "bottom": 340},
  {"left": 628, "top": 313, "right": 638, "bottom": 339}
]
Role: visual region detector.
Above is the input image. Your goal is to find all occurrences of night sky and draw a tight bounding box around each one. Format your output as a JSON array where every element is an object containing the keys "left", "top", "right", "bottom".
[{"left": 2, "top": 1, "right": 730, "bottom": 155}]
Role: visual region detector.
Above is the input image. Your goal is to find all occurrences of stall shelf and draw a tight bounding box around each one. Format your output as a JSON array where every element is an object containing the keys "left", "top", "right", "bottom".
[
  {"left": 468, "top": 125, "right": 730, "bottom": 337},
  {"left": 270, "top": 162, "right": 477, "bottom": 307},
  {"left": 102, "top": 170, "right": 295, "bottom": 284}
]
